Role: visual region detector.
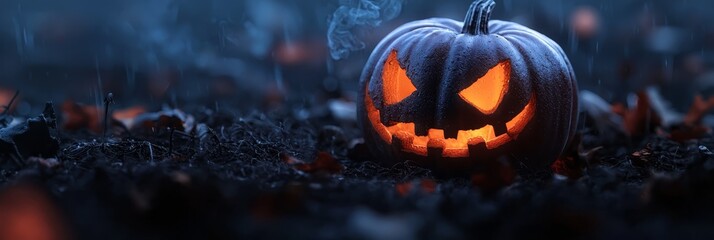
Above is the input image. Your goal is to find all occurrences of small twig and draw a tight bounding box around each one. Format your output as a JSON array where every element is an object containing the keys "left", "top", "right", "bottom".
[
  {"left": 169, "top": 128, "right": 175, "bottom": 156},
  {"left": 1, "top": 90, "right": 20, "bottom": 115},
  {"left": 172, "top": 130, "right": 195, "bottom": 139},
  {"left": 103, "top": 92, "right": 114, "bottom": 144},
  {"left": 11, "top": 143, "right": 24, "bottom": 166},
  {"left": 145, "top": 141, "right": 154, "bottom": 162}
]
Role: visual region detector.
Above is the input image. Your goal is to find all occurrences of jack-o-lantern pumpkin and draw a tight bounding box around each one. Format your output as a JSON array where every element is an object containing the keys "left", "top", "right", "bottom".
[{"left": 357, "top": 0, "right": 578, "bottom": 172}]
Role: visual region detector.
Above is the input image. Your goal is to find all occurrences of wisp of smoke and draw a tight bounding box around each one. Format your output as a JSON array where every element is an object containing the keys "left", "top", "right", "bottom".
[{"left": 327, "top": 0, "right": 403, "bottom": 60}]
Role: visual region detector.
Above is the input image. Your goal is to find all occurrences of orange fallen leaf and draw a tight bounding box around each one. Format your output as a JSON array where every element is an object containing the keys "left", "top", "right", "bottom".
[
  {"left": 0, "top": 184, "right": 70, "bottom": 240},
  {"left": 395, "top": 179, "right": 437, "bottom": 197},
  {"left": 683, "top": 95, "right": 714, "bottom": 126},
  {"left": 273, "top": 39, "right": 326, "bottom": 65},
  {"left": 663, "top": 125, "right": 710, "bottom": 143},
  {"left": 61, "top": 100, "right": 101, "bottom": 133},
  {"left": 112, "top": 106, "right": 146, "bottom": 128},
  {"left": 551, "top": 156, "right": 583, "bottom": 179},
  {"left": 62, "top": 101, "right": 148, "bottom": 134},
  {"left": 0, "top": 88, "right": 19, "bottom": 113},
  {"left": 551, "top": 134, "right": 586, "bottom": 179},
  {"left": 130, "top": 109, "right": 195, "bottom": 133},
  {"left": 293, "top": 152, "right": 343, "bottom": 174},
  {"left": 612, "top": 91, "right": 662, "bottom": 137},
  {"left": 419, "top": 179, "right": 437, "bottom": 193},
  {"left": 282, "top": 152, "right": 343, "bottom": 175},
  {"left": 630, "top": 147, "right": 655, "bottom": 168},
  {"left": 395, "top": 182, "right": 413, "bottom": 197},
  {"left": 471, "top": 158, "right": 515, "bottom": 194},
  {"left": 651, "top": 94, "right": 714, "bottom": 142},
  {"left": 280, "top": 152, "right": 304, "bottom": 165}
]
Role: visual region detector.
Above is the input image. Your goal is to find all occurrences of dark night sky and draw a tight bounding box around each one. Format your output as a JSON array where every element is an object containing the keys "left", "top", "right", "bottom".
[{"left": 1, "top": 0, "right": 713, "bottom": 113}]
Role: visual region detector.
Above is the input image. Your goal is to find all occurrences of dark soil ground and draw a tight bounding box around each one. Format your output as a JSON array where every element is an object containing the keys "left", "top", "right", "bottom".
[{"left": 1, "top": 102, "right": 714, "bottom": 240}]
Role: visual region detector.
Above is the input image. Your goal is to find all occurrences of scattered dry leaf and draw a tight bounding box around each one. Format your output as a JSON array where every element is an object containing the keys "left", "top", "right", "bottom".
[
  {"left": 61, "top": 101, "right": 144, "bottom": 134},
  {"left": 0, "top": 88, "right": 19, "bottom": 114},
  {"left": 551, "top": 135, "right": 604, "bottom": 179},
  {"left": 551, "top": 134, "right": 586, "bottom": 179},
  {"left": 280, "top": 152, "right": 304, "bottom": 165},
  {"left": 612, "top": 91, "right": 662, "bottom": 137},
  {"left": 282, "top": 152, "right": 344, "bottom": 175},
  {"left": 603, "top": 88, "right": 714, "bottom": 142},
  {"left": 130, "top": 108, "right": 195, "bottom": 133},
  {"left": 251, "top": 183, "right": 305, "bottom": 221},
  {"left": 551, "top": 156, "right": 583, "bottom": 180},
  {"left": 61, "top": 100, "right": 101, "bottom": 133},
  {"left": 294, "top": 152, "right": 343, "bottom": 174},
  {"left": 630, "top": 147, "right": 654, "bottom": 167},
  {"left": 647, "top": 94, "right": 714, "bottom": 142},
  {"left": 471, "top": 158, "right": 515, "bottom": 194},
  {"left": 273, "top": 39, "right": 326, "bottom": 65},
  {"left": 663, "top": 125, "right": 710, "bottom": 143},
  {"left": 420, "top": 179, "right": 437, "bottom": 193},
  {"left": 395, "top": 179, "right": 437, "bottom": 197},
  {"left": 395, "top": 182, "right": 412, "bottom": 197},
  {"left": 112, "top": 106, "right": 146, "bottom": 128},
  {"left": 27, "top": 157, "right": 60, "bottom": 169},
  {"left": 683, "top": 95, "right": 714, "bottom": 126},
  {"left": 0, "top": 184, "right": 70, "bottom": 240}
]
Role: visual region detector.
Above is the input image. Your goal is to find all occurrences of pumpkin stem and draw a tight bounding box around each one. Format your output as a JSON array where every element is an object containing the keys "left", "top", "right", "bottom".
[{"left": 462, "top": 0, "right": 495, "bottom": 35}]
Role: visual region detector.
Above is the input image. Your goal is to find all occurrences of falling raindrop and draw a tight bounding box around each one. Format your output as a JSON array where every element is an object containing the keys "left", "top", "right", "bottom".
[
  {"left": 323, "top": 77, "right": 338, "bottom": 92},
  {"left": 12, "top": 17, "right": 23, "bottom": 57},
  {"left": 569, "top": 29, "right": 578, "bottom": 53},
  {"left": 125, "top": 63, "right": 136, "bottom": 91},
  {"left": 283, "top": 18, "right": 293, "bottom": 47},
  {"left": 94, "top": 87, "right": 102, "bottom": 114},
  {"left": 664, "top": 56, "right": 673, "bottom": 81},
  {"left": 274, "top": 64, "right": 284, "bottom": 93},
  {"left": 556, "top": 0, "right": 564, "bottom": 33},
  {"left": 218, "top": 20, "right": 227, "bottom": 49},
  {"left": 503, "top": 0, "right": 512, "bottom": 12},
  {"left": 95, "top": 56, "right": 103, "bottom": 92},
  {"left": 171, "top": 92, "right": 177, "bottom": 108}
]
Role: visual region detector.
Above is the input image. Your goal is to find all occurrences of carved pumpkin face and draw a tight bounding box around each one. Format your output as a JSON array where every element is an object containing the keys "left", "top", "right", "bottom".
[
  {"left": 366, "top": 51, "right": 537, "bottom": 157},
  {"left": 357, "top": 0, "right": 578, "bottom": 172}
]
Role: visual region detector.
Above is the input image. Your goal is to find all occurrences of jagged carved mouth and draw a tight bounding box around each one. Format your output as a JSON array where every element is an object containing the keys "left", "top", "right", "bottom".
[{"left": 365, "top": 89, "right": 536, "bottom": 158}]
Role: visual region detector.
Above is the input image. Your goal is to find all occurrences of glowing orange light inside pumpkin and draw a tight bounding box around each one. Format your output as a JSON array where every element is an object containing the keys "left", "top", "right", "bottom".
[
  {"left": 382, "top": 50, "right": 417, "bottom": 105},
  {"left": 366, "top": 87, "right": 536, "bottom": 157},
  {"left": 459, "top": 60, "right": 511, "bottom": 114}
]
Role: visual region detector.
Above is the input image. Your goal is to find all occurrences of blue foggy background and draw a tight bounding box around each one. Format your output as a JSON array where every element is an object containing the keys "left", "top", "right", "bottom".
[{"left": 0, "top": 0, "right": 713, "bottom": 115}]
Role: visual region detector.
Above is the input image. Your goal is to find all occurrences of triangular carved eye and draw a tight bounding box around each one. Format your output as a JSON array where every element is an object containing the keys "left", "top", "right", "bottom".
[
  {"left": 382, "top": 50, "right": 416, "bottom": 105},
  {"left": 458, "top": 60, "right": 511, "bottom": 114}
]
